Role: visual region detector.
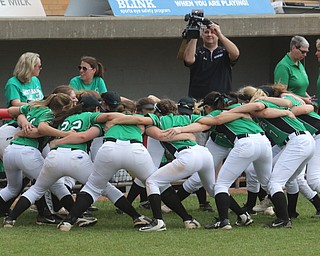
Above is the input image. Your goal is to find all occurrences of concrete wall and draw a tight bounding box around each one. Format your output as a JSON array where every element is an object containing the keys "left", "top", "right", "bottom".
[{"left": 0, "top": 35, "right": 319, "bottom": 107}]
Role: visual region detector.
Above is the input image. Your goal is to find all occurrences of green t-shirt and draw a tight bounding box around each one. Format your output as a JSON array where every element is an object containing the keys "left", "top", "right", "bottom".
[
  {"left": 56, "top": 112, "right": 103, "bottom": 152},
  {"left": 148, "top": 113, "right": 200, "bottom": 150},
  {"left": 4, "top": 76, "right": 44, "bottom": 107},
  {"left": 208, "top": 105, "right": 264, "bottom": 144},
  {"left": 284, "top": 95, "right": 320, "bottom": 135},
  {"left": 104, "top": 114, "right": 143, "bottom": 142},
  {"left": 69, "top": 76, "right": 107, "bottom": 94},
  {"left": 254, "top": 100, "right": 306, "bottom": 146},
  {"left": 274, "top": 53, "right": 309, "bottom": 97},
  {"left": 11, "top": 105, "right": 54, "bottom": 149}
]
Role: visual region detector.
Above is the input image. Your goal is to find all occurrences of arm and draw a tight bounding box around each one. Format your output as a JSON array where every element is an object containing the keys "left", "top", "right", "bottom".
[
  {"left": 259, "top": 96, "right": 292, "bottom": 108},
  {"left": 105, "top": 115, "right": 153, "bottom": 126},
  {"left": 50, "top": 126, "right": 100, "bottom": 148},
  {"left": 8, "top": 106, "right": 22, "bottom": 118},
  {"left": 14, "top": 128, "right": 43, "bottom": 139},
  {"left": 251, "top": 108, "right": 295, "bottom": 119},
  {"left": 146, "top": 126, "right": 196, "bottom": 142},
  {"left": 183, "top": 39, "right": 197, "bottom": 65},
  {"left": 291, "top": 105, "right": 314, "bottom": 116},
  {"left": 17, "top": 114, "right": 33, "bottom": 134},
  {"left": 198, "top": 112, "right": 250, "bottom": 126},
  {"left": 95, "top": 112, "right": 124, "bottom": 123},
  {"left": 38, "top": 122, "right": 73, "bottom": 138},
  {"left": 212, "top": 23, "right": 240, "bottom": 61},
  {"left": 228, "top": 102, "right": 266, "bottom": 113}
]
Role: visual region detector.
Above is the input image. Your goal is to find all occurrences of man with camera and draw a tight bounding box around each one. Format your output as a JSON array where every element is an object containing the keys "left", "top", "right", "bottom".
[{"left": 183, "top": 20, "right": 240, "bottom": 100}]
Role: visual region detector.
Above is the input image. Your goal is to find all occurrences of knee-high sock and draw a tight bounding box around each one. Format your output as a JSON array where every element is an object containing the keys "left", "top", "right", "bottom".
[
  {"left": 215, "top": 192, "right": 230, "bottom": 221},
  {"left": 126, "top": 182, "right": 145, "bottom": 204},
  {"left": 287, "top": 192, "right": 299, "bottom": 216},
  {"left": 68, "top": 192, "right": 94, "bottom": 223},
  {"left": 229, "top": 195, "right": 244, "bottom": 216},
  {"left": 161, "top": 187, "right": 191, "bottom": 221},
  {"left": 139, "top": 189, "right": 148, "bottom": 203},
  {"left": 258, "top": 186, "right": 267, "bottom": 201},
  {"left": 244, "top": 191, "right": 258, "bottom": 210},
  {"left": 9, "top": 196, "right": 31, "bottom": 220},
  {"left": 115, "top": 196, "right": 140, "bottom": 220},
  {"left": 148, "top": 194, "right": 162, "bottom": 220},
  {"left": 310, "top": 194, "right": 320, "bottom": 212},
  {"left": 195, "top": 187, "right": 207, "bottom": 205},
  {"left": 271, "top": 192, "right": 289, "bottom": 221},
  {"left": 176, "top": 186, "right": 191, "bottom": 202},
  {"left": 60, "top": 194, "right": 75, "bottom": 212}
]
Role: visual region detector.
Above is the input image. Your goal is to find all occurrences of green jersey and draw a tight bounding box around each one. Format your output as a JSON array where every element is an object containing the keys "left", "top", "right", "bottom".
[
  {"left": 5, "top": 76, "right": 44, "bottom": 107},
  {"left": 207, "top": 105, "right": 264, "bottom": 144},
  {"left": 274, "top": 53, "right": 309, "bottom": 97},
  {"left": 69, "top": 76, "right": 107, "bottom": 94},
  {"left": 105, "top": 114, "right": 143, "bottom": 142},
  {"left": 284, "top": 95, "right": 320, "bottom": 135},
  {"left": 11, "top": 105, "right": 54, "bottom": 149},
  {"left": 254, "top": 100, "right": 306, "bottom": 146},
  {"left": 56, "top": 112, "right": 103, "bottom": 152},
  {"left": 148, "top": 113, "right": 200, "bottom": 151}
]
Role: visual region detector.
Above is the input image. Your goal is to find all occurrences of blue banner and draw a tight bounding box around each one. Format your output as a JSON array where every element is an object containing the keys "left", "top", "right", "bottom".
[{"left": 108, "top": 0, "right": 275, "bottom": 16}]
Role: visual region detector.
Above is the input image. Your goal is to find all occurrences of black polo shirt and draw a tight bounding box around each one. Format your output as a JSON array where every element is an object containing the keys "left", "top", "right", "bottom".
[{"left": 186, "top": 46, "right": 237, "bottom": 100}]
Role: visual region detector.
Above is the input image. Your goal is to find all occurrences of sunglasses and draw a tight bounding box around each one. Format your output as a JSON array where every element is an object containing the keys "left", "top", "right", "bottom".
[
  {"left": 78, "top": 66, "right": 93, "bottom": 71},
  {"left": 297, "top": 48, "right": 308, "bottom": 55}
]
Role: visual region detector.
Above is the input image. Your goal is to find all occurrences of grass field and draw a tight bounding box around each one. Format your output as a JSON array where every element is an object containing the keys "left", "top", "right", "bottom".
[{"left": 1, "top": 191, "right": 320, "bottom": 256}]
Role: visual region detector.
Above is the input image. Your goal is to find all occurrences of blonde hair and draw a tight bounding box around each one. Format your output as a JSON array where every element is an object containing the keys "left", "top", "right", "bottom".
[
  {"left": 30, "top": 93, "right": 73, "bottom": 113},
  {"left": 237, "top": 86, "right": 267, "bottom": 103},
  {"left": 13, "top": 52, "right": 40, "bottom": 83},
  {"left": 316, "top": 39, "right": 320, "bottom": 49}
]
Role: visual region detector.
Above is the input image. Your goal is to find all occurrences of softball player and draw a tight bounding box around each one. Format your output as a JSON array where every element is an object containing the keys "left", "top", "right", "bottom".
[
  {"left": 56, "top": 99, "right": 163, "bottom": 231},
  {"left": 100, "top": 99, "right": 246, "bottom": 231},
  {"left": 233, "top": 86, "right": 315, "bottom": 228},
  {"left": 5, "top": 96, "right": 150, "bottom": 229},
  {"left": 1, "top": 93, "right": 74, "bottom": 226},
  {"left": 172, "top": 92, "right": 273, "bottom": 230}
]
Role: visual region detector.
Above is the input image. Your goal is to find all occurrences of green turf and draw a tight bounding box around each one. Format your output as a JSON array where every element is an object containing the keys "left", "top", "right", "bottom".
[{"left": 1, "top": 192, "right": 319, "bottom": 256}]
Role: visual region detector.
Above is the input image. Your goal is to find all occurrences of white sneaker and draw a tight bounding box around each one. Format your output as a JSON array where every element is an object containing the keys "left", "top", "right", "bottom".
[
  {"left": 57, "top": 221, "right": 72, "bottom": 232},
  {"left": 264, "top": 206, "right": 275, "bottom": 216},
  {"left": 235, "top": 212, "right": 254, "bottom": 226},
  {"left": 139, "top": 219, "right": 166, "bottom": 232},
  {"left": 133, "top": 215, "right": 152, "bottom": 228},
  {"left": 76, "top": 216, "right": 98, "bottom": 227},
  {"left": 253, "top": 197, "right": 273, "bottom": 212},
  {"left": 161, "top": 204, "right": 172, "bottom": 213},
  {"left": 184, "top": 218, "right": 201, "bottom": 229}
]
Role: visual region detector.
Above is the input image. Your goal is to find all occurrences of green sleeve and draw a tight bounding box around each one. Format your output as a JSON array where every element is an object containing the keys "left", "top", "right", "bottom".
[{"left": 274, "top": 64, "right": 289, "bottom": 85}]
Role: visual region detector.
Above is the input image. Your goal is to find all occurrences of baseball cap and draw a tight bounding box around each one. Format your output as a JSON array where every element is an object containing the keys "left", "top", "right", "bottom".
[
  {"left": 198, "top": 96, "right": 218, "bottom": 107},
  {"left": 102, "top": 91, "right": 121, "bottom": 111},
  {"left": 80, "top": 95, "right": 105, "bottom": 111},
  {"left": 177, "top": 96, "right": 194, "bottom": 115}
]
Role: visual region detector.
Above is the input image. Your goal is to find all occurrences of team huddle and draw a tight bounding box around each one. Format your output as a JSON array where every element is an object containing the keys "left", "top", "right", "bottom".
[
  {"left": 1, "top": 78, "right": 320, "bottom": 231},
  {"left": 0, "top": 24, "right": 320, "bottom": 232}
]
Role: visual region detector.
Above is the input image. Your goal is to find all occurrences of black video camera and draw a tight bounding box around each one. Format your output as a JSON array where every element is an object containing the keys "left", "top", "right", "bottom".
[{"left": 182, "top": 9, "right": 212, "bottom": 39}]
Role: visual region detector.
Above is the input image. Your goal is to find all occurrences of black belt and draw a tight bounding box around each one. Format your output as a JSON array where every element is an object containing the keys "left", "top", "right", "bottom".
[
  {"left": 236, "top": 132, "right": 265, "bottom": 140},
  {"left": 176, "top": 146, "right": 192, "bottom": 152},
  {"left": 315, "top": 130, "right": 320, "bottom": 136},
  {"left": 103, "top": 138, "right": 142, "bottom": 144},
  {"left": 51, "top": 148, "right": 79, "bottom": 151},
  {"left": 284, "top": 131, "right": 306, "bottom": 145},
  {"left": 210, "top": 132, "right": 216, "bottom": 141}
]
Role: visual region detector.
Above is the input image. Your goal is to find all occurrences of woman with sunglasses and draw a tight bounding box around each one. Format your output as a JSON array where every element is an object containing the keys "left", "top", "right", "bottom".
[
  {"left": 274, "top": 36, "right": 312, "bottom": 105},
  {"left": 69, "top": 56, "right": 107, "bottom": 94}
]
